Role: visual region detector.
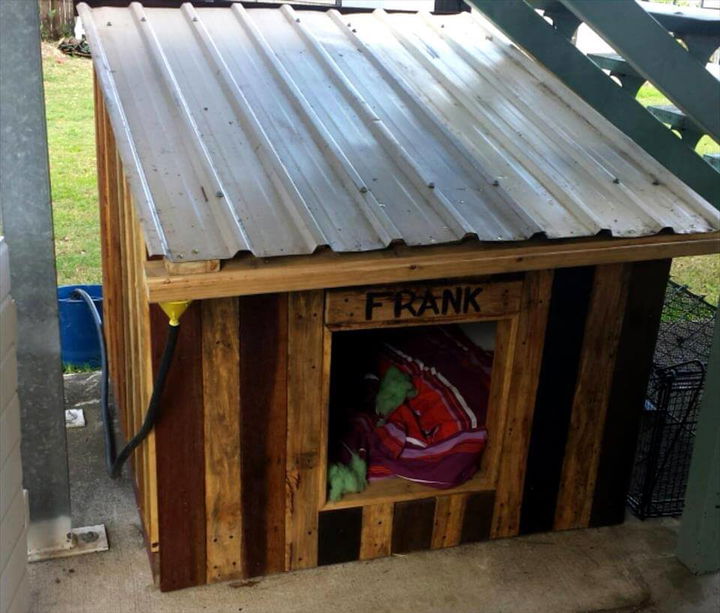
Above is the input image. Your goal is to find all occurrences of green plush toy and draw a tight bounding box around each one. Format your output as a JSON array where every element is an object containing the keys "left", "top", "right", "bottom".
[
  {"left": 375, "top": 365, "right": 417, "bottom": 417},
  {"left": 328, "top": 452, "right": 368, "bottom": 502}
]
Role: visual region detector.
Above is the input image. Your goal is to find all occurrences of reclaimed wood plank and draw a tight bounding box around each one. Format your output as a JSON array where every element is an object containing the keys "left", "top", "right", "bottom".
[
  {"left": 202, "top": 298, "right": 243, "bottom": 582},
  {"left": 432, "top": 494, "right": 467, "bottom": 549},
  {"left": 285, "top": 291, "right": 326, "bottom": 571},
  {"left": 326, "top": 278, "right": 522, "bottom": 329},
  {"left": 322, "top": 472, "right": 492, "bottom": 511},
  {"left": 520, "top": 267, "right": 595, "bottom": 534},
  {"left": 239, "top": 294, "right": 288, "bottom": 577},
  {"left": 392, "top": 498, "right": 436, "bottom": 554},
  {"left": 144, "top": 233, "right": 719, "bottom": 303},
  {"left": 151, "top": 303, "right": 206, "bottom": 591},
  {"left": 590, "top": 260, "right": 671, "bottom": 527},
  {"left": 491, "top": 270, "right": 553, "bottom": 538},
  {"left": 460, "top": 491, "right": 496, "bottom": 544},
  {"left": 554, "top": 264, "right": 632, "bottom": 531},
  {"left": 359, "top": 503, "right": 394, "bottom": 560},
  {"left": 317, "top": 509, "right": 362, "bottom": 566},
  {"left": 164, "top": 258, "right": 220, "bottom": 275}
]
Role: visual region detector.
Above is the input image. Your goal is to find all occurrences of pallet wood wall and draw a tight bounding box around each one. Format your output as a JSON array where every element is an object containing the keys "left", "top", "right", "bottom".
[
  {"left": 97, "top": 74, "right": 669, "bottom": 590},
  {"left": 95, "top": 77, "right": 158, "bottom": 555}
]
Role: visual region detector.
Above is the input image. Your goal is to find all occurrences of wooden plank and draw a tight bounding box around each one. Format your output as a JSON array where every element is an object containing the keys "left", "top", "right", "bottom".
[
  {"left": 391, "top": 498, "right": 436, "bottom": 554},
  {"left": 164, "top": 258, "right": 220, "bottom": 275},
  {"left": 432, "top": 494, "right": 467, "bottom": 549},
  {"left": 151, "top": 303, "right": 206, "bottom": 591},
  {"left": 239, "top": 294, "right": 288, "bottom": 577},
  {"left": 322, "top": 472, "right": 493, "bottom": 511},
  {"left": 144, "top": 232, "right": 720, "bottom": 303},
  {"left": 554, "top": 264, "right": 632, "bottom": 531},
  {"left": 520, "top": 267, "right": 595, "bottom": 535},
  {"left": 317, "top": 508, "right": 362, "bottom": 566},
  {"left": 359, "top": 503, "right": 394, "bottom": 560},
  {"left": 491, "top": 270, "right": 553, "bottom": 539},
  {"left": 460, "top": 491, "right": 496, "bottom": 544},
  {"left": 590, "top": 260, "right": 671, "bottom": 527},
  {"left": 326, "top": 278, "right": 522, "bottom": 329},
  {"left": 285, "top": 290, "right": 326, "bottom": 571},
  {"left": 202, "top": 298, "right": 243, "bottom": 583},
  {"left": 478, "top": 317, "right": 516, "bottom": 489}
]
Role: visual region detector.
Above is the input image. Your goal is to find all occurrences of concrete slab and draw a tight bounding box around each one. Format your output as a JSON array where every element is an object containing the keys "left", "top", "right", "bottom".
[{"left": 27, "top": 373, "right": 719, "bottom": 613}]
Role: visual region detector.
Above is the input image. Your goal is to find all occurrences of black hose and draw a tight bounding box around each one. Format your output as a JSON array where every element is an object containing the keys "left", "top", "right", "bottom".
[{"left": 71, "top": 289, "right": 179, "bottom": 479}]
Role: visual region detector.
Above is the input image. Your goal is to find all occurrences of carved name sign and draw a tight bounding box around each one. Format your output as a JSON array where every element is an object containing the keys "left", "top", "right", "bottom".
[
  {"left": 326, "top": 279, "right": 523, "bottom": 329},
  {"left": 365, "top": 286, "right": 485, "bottom": 320}
]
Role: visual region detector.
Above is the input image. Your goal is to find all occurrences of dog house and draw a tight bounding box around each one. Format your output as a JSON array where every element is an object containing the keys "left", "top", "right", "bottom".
[{"left": 80, "top": 3, "right": 719, "bottom": 592}]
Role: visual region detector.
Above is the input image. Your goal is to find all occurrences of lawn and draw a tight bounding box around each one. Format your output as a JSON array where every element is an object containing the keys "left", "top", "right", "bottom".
[
  {"left": 43, "top": 44, "right": 100, "bottom": 286},
  {"left": 42, "top": 46, "right": 719, "bottom": 301}
]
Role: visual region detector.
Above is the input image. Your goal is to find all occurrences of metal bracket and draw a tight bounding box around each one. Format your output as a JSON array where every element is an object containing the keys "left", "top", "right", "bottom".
[{"left": 28, "top": 524, "right": 109, "bottom": 563}]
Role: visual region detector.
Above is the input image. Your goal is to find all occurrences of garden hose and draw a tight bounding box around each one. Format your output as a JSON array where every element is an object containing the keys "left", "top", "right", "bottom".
[{"left": 71, "top": 289, "right": 190, "bottom": 479}]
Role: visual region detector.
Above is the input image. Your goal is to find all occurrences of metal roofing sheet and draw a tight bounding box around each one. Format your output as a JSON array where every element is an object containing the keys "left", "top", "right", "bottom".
[{"left": 79, "top": 2, "right": 719, "bottom": 262}]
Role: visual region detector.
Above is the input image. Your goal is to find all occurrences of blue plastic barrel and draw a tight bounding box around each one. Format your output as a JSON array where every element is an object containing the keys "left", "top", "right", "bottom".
[{"left": 57, "top": 285, "right": 103, "bottom": 368}]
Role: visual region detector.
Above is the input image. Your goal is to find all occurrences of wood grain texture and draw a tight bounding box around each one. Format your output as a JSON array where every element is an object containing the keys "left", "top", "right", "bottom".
[
  {"left": 239, "top": 294, "right": 288, "bottom": 577},
  {"left": 326, "top": 278, "right": 522, "bottom": 329},
  {"left": 359, "top": 503, "right": 394, "bottom": 560},
  {"left": 202, "top": 298, "right": 243, "bottom": 583},
  {"left": 322, "top": 471, "right": 492, "bottom": 510},
  {"left": 285, "top": 291, "right": 326, "bottom": 570},
  {"left": 554, "top": 264, "right": 632, "bottom": 531},
  {"left": 151, "top": 303, "right": 207, "bottom": 591},
  {"left": 491, "top": 270, "right": 553, "bottom": 539},
  {"left": 460, "top": 491, "right": 496, "bottom": 544},
  {"left": 590, "top": 260, "right": 671, "bottom": 527},
  {"left": 432, "top": 494, "right": 467, "bottom": 549},
  {"left": 317, "top": 508, "right": 362, "bottom": 566},
  {"left": 144, "top": 233, "right": 719, "bottom": 303},
  {"left": 164, "top": 258, "right": 220, "bottom": 275},
  {"left": 520, "top": 267, "right": 595, "bottom": 535},
  {"left": 392, "top": 498, "right": 436, "bottom": 554}
]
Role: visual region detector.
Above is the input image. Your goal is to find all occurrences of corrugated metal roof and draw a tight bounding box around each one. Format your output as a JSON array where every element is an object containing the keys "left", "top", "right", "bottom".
[{"left": 79, "top": 3, "right": 719, "bottom": 262}]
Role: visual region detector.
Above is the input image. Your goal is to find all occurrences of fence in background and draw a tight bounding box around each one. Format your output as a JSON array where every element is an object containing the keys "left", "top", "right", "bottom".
[
  {"left": 628, "top": 281, "right": 717, "bottom": 519},
  {"left": 38, "top": 0, "right": 74, "bottom": 40}
]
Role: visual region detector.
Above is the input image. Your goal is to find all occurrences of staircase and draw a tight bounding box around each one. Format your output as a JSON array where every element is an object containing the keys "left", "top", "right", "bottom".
[{"left": 466, "top": 0, "right": 720, "bottom": 209}]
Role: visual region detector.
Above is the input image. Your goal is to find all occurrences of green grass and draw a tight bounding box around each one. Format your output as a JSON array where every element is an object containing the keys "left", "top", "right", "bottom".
[
  {"left": 43, "top": 44, "right": 101, "bottom": 286},
  {"left": 636, "top": 83, "right": 720, "bottom": 158},
  {"left": 42, "top": 46, "right": 718, "bottom": 301}
]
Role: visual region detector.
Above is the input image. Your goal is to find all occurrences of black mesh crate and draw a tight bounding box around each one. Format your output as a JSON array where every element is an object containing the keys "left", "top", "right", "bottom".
[{"left": 627, "top": 281, "right": 716, "bottom": 519}]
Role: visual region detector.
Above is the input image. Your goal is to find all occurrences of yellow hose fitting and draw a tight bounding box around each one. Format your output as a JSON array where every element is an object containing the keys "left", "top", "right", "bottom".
[{"left": 159, "top": 300, "right": 192, "bottom": 327}]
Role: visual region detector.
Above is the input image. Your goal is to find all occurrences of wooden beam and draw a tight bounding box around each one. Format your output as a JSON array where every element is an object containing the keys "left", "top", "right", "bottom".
[
  {"left": 554, "top": 264, "right": 631, "bottom": 531},
  {"left": 144, "top": 233, "right": 720, "bottom": 303},
  {"left": 359, "top": 504, "right": 394, "bottom": 560},
  {"left": 285, "top": 290, "right": 327, "bottom": 570},
  {"left": 202, "top": 298, "right": 243, "bottom": 583},
  {"left": 491, "top": 270, "right": 553, "bottom": 538},
  {"left": 151, "top": 303, "right": 207, "bottom": 591},
  {"left": 432, "top": 494, "right": 467, "bottom": 549},
  {"left": 590, "top": 260, "right": 671, "bottom": 527},
  {"left": 164, "top": 258, "right": 220, "bottom": 275},
  {"left": 239, "top": 294, "right": 288, "bottom": 577}
]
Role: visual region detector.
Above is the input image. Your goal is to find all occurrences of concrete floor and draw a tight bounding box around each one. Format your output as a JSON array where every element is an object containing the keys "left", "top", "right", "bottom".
[{"left": 28, "top": 373, "right": 719, "bottom": 613}]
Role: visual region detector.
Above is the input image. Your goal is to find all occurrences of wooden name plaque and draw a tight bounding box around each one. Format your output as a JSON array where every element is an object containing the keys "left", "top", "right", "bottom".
[{"left": 326, "top": 278, "right": 523, "bottom": 329}]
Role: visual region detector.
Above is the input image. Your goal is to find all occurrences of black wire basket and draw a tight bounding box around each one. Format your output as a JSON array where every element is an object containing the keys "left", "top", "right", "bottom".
[{"left": 627, "top": 281, "right": 716, "bottom": 519}]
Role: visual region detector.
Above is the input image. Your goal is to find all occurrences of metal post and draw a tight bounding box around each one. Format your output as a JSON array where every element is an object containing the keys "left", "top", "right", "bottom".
[
  {"left": 677, "top": 314, "right": 720, "bottom": 574},
  {"left": 0, "top": 0, "right": 72, "bottom": 557}
]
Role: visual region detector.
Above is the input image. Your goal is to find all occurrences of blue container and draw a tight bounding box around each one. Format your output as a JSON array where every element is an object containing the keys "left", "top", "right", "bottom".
[{"left": 57, "top": 285, "right": 104, "bottom": 368}]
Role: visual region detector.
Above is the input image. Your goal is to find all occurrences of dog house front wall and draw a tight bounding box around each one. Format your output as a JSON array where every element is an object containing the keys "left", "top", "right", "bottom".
[{"left": 125, "top": 262, "right": 669, "bottom": 592}]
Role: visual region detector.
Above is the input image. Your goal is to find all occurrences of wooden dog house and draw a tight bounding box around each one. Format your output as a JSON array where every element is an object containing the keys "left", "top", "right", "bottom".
[{"left": 81, "top": 3, "right": 719, "bottom": 592}]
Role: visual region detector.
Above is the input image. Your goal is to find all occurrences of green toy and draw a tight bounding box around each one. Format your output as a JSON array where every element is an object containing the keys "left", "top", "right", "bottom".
[
  {"left": 328, "top": 452, "right": 368, "bottom": 502},
  {"left": 375, "top": 365, "right": 417, "bottom": 417}
]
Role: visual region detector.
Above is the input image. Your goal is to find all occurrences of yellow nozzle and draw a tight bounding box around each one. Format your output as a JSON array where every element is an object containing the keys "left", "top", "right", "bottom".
[{"left": 159, "top": 300, "right": 192, "bottom": 326}]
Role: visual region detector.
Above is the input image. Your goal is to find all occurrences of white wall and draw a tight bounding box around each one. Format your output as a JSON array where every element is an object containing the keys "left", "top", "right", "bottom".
[{"left": 0, "top": 238, "right": 29, "bottom": 613}]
